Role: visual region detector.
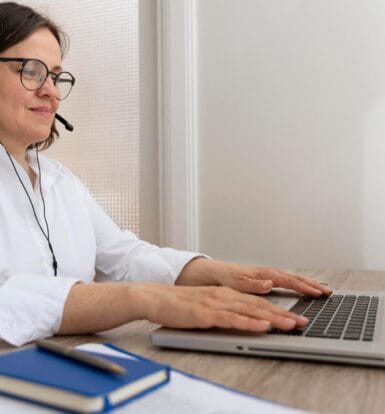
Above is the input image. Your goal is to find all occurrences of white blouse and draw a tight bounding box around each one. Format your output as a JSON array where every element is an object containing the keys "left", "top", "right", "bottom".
[{"left": 0, "top": 145, "right": 202, "bottom": 346}]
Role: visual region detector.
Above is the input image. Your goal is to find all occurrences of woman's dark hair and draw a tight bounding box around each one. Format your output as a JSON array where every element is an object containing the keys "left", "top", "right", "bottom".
[{"left": 0, "top": 2, "right": 68, "bottom": 150}]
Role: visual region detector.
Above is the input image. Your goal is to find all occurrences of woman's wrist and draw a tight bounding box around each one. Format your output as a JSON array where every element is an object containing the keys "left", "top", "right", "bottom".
[
  {"left": 130, "top": 282, "right": 175, "bottom": 324},
  {"left": 176, "top": 257, "right": 219, "bottom": 286},
  {"left": 124, "top": 282, "right": 153, "bottom": 321}
]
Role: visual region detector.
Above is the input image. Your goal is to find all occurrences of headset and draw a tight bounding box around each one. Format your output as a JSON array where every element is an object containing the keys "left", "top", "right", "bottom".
[{"left": 55, "top": 113, "right": 73, "bottom": 132}]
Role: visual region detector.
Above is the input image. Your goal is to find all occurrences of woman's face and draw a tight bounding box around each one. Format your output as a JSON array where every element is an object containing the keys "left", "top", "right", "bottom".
[{"left": 0, "top": 28, "right": 62, "bottom": 150}]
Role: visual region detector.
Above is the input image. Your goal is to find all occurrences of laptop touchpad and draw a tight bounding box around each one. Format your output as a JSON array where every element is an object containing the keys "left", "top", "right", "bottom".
[{"left": 265, "top": 289, "right": 302, "bottom": 310}]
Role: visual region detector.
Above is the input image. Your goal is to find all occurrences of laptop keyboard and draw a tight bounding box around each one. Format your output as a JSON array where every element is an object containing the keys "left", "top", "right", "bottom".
[{"left": 273, "top": 294, "right": 379, "bottom": 341}]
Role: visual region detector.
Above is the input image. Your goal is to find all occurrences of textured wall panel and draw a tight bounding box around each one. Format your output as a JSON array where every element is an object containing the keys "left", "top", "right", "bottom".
[{"left": 20, "top": 0, "right": 140, "bottom": 234}]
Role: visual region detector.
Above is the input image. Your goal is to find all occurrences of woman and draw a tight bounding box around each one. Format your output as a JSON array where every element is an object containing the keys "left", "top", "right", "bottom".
[{"left": 0, "top": 2, "right": 331, "bottom": 347}]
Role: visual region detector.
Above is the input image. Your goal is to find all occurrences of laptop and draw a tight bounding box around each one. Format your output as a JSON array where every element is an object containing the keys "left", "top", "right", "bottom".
[{"left": 150, "top": 289, "right": 385, "bottom": 367}]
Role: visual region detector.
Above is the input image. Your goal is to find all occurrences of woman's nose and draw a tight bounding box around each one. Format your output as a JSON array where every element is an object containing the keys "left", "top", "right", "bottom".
[{"left": 36, "top": 75, "right": 59, "bottom": 100}]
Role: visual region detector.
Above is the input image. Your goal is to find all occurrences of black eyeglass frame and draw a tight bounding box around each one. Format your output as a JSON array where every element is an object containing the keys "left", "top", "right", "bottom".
[{"left": 0, "top": 57, "right": 75, "bottom": 100}]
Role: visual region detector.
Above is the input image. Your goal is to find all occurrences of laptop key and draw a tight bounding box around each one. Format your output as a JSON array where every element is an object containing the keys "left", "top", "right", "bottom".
[
  {"left": 324, "top": 332, "right": 342, "bottom": 339},
  {"left": 343, "top": 332, "right": 361, "bottom": 340},
  {"left": 305, "top": 331, "right": 329, "bottom": 338}
]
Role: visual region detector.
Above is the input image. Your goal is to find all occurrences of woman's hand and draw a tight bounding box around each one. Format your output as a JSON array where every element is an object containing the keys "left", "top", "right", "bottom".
[
  {"left": 137, "top": 283, "right": 309, "bottom": 333},
  {"left": 177, "top": 258, "right": 332, "bottom": 297},
  {"left": 60, "top": 281, "right": 308, "bottom": 336}
]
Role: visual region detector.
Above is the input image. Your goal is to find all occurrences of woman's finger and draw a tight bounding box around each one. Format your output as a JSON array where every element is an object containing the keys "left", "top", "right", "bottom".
[
  {"left": 234, "top": 303, "right": 302, "bottom": 330},
  {"left": 255, "top": 268, "right": 332, "bottom": 296},
  {"left": 247, "top": 295, "right": 309, "bottom": 327},
  {"left": 230, "top": 275, "right": 273, "bottom": 294},
  {"left": 293, "top": 274, "right": 333, "bottom": 295},
  {"left": 215, "top": 291, "right": 309, "bottom": 329},
  {"left": 212, "top": 310, "right": 272, "bottom": 332},
  {"left": 275, "top": 271, "right": 332, "bottom": 296},
  {"left": 275, "top": 276, "right": 323, "bottom": 296}
]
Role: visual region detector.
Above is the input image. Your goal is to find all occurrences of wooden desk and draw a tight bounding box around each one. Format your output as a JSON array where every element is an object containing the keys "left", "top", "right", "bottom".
[{"left": 2, "top": 269, "right": 385, "bottom": 413}]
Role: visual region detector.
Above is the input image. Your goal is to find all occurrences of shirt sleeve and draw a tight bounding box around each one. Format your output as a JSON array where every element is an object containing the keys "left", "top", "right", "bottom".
[
  {"left": 84, "top": 190, "right": 210, "bottom": 284},
  {"left": 0, "top": 271, "right": 79, "bottom": 346}
]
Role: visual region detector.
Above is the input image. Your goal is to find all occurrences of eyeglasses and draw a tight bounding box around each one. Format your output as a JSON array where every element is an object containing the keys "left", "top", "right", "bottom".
[{"left": 0, "top": 57, "right": 75, "bottom": 100}]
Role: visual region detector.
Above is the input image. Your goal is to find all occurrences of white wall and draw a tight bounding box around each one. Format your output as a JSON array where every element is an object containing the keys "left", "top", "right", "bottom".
[{"left": 196, "top": 0, "right": 385, "bottom": 269}]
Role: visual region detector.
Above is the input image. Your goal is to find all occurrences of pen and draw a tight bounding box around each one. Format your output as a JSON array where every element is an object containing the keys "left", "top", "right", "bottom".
[{"left": 35, "top": 340, "right": 127, "bottom": 375}]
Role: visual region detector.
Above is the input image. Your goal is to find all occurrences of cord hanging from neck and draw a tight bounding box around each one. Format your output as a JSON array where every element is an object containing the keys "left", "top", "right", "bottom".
[{"left": 3, "top": 145, "right": 58, "bottom": 276}]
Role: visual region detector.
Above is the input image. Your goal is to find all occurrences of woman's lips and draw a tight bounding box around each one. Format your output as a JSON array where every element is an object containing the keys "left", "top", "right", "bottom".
[{"left": 30, "top": 107, "right": 53, "bottom": 117}]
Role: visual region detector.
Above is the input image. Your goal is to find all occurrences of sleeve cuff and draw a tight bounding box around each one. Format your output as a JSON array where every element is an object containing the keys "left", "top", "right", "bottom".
[
  {"left": 156, "top": 248, "right": 211, "bottom": 283},
  {"left": 119, "top": 248, "right": 210, "bottom": 285},
  {"left": 0, "top": 274, "right": 79, "bottom": 346}
]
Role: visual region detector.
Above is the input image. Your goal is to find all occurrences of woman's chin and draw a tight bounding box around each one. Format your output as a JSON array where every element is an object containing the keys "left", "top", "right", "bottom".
[{"left": 25, "top": 129, "right": 51, "bottom": 145}]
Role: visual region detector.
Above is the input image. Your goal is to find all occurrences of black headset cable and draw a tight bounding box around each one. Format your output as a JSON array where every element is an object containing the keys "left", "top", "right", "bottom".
[{"left": 3, "top": 145, "right": 58, "bottom": 276}]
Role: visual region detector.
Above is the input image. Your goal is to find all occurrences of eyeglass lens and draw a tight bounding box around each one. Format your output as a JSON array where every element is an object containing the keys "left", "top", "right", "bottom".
[{"left": 21, "top": 59, "right": 74, "bottom": 100}]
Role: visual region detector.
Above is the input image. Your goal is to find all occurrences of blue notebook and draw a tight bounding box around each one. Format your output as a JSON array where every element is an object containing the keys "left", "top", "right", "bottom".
[{"left": 0, "top": 345, "right": 170, "bottom": 413}]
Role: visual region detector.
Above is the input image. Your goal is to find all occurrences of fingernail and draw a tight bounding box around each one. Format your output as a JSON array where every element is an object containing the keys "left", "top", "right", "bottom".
[
  {"left": 298, "top": 316, "right": 309, "bottom": 324},
  {"left": 260, "top": 320, "right": 271, "bottom": 329},
  {"left": 282, "top": 317, "right": 296, "bottom": 328},
  {"left": 262, "top": 281, "right": 272, "bottom": 289}
]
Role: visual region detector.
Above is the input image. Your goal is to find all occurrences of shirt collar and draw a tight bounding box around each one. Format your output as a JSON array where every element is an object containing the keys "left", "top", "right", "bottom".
[{"left": 0, "top": 144, "right": 64, "bottom": 192}]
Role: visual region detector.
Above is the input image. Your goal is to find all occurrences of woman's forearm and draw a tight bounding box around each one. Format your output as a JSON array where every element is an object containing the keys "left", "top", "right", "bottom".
[{"left": 58, "top": 282, "right": 146, "bottom": 335}]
